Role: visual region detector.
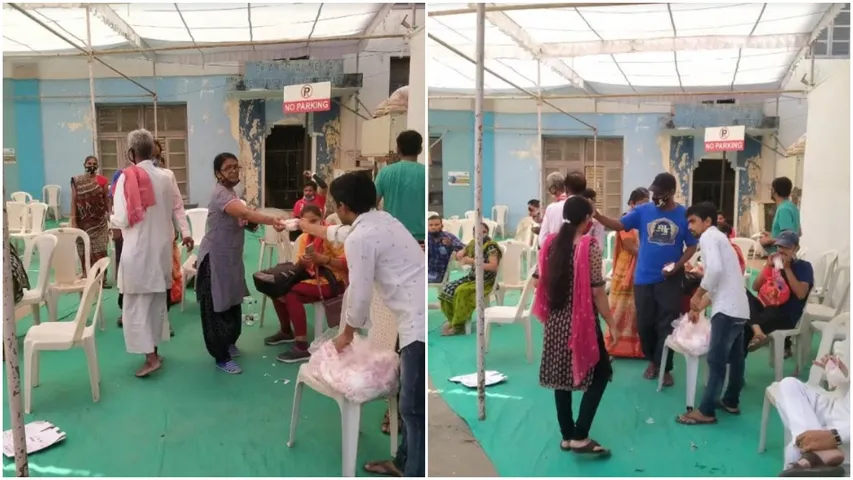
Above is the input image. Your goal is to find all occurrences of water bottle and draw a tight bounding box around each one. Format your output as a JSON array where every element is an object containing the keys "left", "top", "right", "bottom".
[{"left": 242, "top": 296, "right": 257, "bottom": 326}]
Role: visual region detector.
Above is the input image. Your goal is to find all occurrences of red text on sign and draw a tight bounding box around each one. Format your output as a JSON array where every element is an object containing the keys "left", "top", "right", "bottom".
[{"left": 283, "top": 99, "right": 331, "bottom": 114}]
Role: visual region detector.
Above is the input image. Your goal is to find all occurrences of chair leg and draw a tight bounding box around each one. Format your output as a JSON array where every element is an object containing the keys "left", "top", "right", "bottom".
[
  {"left": 524, "top": 318, "right": 533, "bottom": 363},
  {"left": 314, "top": 304, "right": 325, "bottom": 339},
  {"left": 339, "top": 401, "right": 362, "bottom": 477},
  {"left": 685, "top": 355, "right": 699, "bottom": 409},
  {"left": 657, "top": 344, "right": 670, "bottom": 392},
  {"left": 259, "top": 295, "right": 268, "bottom": 328},
  {"left": 388, "top": 395, "right": 399, "bottom": 458},
  {"left": 758, "top": 395, "right": 770, "bottom": 453},
  {"left": 24, "top": 345, "right": 35, "bottom": 414},
  {"left": 46, "top": 291, "right": 59, "bottom": 323},
  {"left": 257, "top": 243, "right": 266, "bottom": 273},
  {"left": 772, "top": 338, "right": 785, "bottom": 382},
  {"left": 286, "top": 380, "right": 304, "bottom": 448},
  {"left": 83, "top": 339, "right": 100, "bottom": 402},
  {"left": 484, "top": 321, "right": 492, "bottom": 353},
  {"left": 31, "top": 303, "right": 41, "bottom": 326}
]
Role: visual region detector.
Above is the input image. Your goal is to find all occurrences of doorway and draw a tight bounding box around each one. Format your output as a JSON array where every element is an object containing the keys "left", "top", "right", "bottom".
[
  {"left": 691, "top": 158, "right": 736, "bottom": 223},
  {"left": 264, "top": 125, "right": 307, "bottom": 209}
]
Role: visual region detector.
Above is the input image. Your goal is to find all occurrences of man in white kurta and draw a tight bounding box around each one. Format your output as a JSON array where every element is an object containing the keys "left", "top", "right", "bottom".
[
  {"left": 776, "top": 338, "right": 849, "bottom": 476},
  {"left": 111, "top": 130, "right": 179, "bottom": 377}
]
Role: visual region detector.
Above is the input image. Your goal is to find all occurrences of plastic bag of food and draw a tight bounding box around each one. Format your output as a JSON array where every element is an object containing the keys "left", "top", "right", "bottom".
[
  {"left": 307, "top": 334, "right": 399, "bottom": 403},
  {"left": 669, "top": 312, "right": 711, "bottom": 357},
  {"left": 373, "top": 86, "right": 409, "bottom": 117}
]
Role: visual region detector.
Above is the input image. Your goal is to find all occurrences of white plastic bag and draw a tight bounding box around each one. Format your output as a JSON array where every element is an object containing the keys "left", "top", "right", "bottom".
[
  {"left": 669, "top": 313, "right": 711, "bottom": 357},
  {"left": 373, "top": 86, "right": 409, "bottom": 117},
  {"left": 307, "top": 334, "right": 399, "bottom": 403}
]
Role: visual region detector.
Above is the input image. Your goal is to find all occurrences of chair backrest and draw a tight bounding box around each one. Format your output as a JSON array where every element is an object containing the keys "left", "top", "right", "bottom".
[
  {"left": 491, "top": 205, "right": 508, "bottom": 225},
  {"left": 277, "top": 241, "right": 296, "bottom": 264},
  {"left": 185, "top": 208, "right": 209, "bottom": 244},
  {"left": 26, "top": 202, "right": 48, "bottom": 234},
  {"left": 464, "top": 210, "right": 476, "bottom": 220},
  {"left": 483, "top": 219, "right": 498, "bottom": 238},
  {"left": 604, "top": 231, "right": 617, "bottom": 260},
  {"left": 42, "top": 185, "right": 61, "bottom": 206},
  {"left": 326, "top": 213, "right": 341, "bottom": 225},
  {"left": 806, "top": 313, "right": 850, "bottom": 386},
  {"left": 731, "top": 237, "right": 759, "bottom": 261},
  {"left": 427, "top": 211, "right": 439, "bottom": 218},
  {"left": 498, "top": 240, "right": 528, "bottom": 285},
  {"left": 10, "top": 191, "right": 32, "bottom": 203},
  {"left": 513, "top": 271, "right": 537, "bottom": 320},
  {"left": 367, "top": 288, "right": 399, "bottom": 352},
  {"left": 6, "top": 201, "right": 27, "bottom": 231},
  {"left": 262, "top": 224, "right": 281, "bottom": 244},
  {"left": 443, "top": 219, "right": 463, "bottom": 238},
  {"left": 812, "top": 250, "right": 840, "bottom": 294},
  {"left": 460, "top": 218, "right": 476, "bottom": 244},
  {"left": 72, "top": 257, "right": 109, "bottom": 342},
  {"left": 45, "top": 228, "right": 90, "bottom": 284},
  {"left": 514, "top": 217, "right": 533, "bottom": 244},
  {"left": 28, "top": 234, "right": 59, "bottom": 296},
  {"left": 448, "top": 215, "right": 459, "bottom": 221},
  {"left": 825, "top": 265, "right": 851, "bottom": 314}
]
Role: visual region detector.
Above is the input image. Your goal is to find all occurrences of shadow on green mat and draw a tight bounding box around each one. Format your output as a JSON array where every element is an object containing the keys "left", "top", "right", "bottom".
[
  {"left": 427, "top": 279, "right": 809, "bottom": 478},
  {"left": 4, "top": 229, "right": 391, "bottom": 477}
]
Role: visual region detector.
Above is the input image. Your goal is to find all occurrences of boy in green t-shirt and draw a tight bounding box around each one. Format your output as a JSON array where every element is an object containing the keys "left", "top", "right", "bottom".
[
  {"left": 760, "top": 176, "right": 801, "bottom": 255},
  {"left": 375, "top": 130, "right": 426, "bottom": 243}
]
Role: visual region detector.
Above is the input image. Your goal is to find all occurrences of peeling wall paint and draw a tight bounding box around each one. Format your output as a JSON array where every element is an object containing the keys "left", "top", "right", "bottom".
[
  {"left": 313, "top": 102, "right": 342, "bottom": 181},
  {"left": 736, "top": 137, "right": 763, "bottom": 236},
  {"left": 238, "top": 99, "right": 265, "bottom": 208},
  {"left": 669, "top": 136, "right": 696, "bottom": 204}
]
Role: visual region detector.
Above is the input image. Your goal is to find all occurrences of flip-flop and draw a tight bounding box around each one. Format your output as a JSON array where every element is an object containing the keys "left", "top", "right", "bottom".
[
  {"left": 570, "top": 439, "right": 611, "bottom": 458},
  {"left": 748, "top": 336, "right": 770, "bottom": 352},
  {"left": 780, "top": 452, "right": 846, "bottom": 477},
  {"left": 719, "top": 401, "right": 741, "bottom": 415},
  {"left": 135, "top": 361, "right": 162, "bottom": 378},
  {"left": 363, "top": 460, "right": 402, "bottom": 477},
  {"left": 676, "top": 412, "right": 718, "bottom": 425}
]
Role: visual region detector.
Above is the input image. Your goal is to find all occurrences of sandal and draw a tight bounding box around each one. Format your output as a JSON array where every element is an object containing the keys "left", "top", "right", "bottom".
[
  {"left": 780, "top": 452, "right": 846, "bottom": 477},
  {"left": 381, "top": 410, "right": 391, "bottom": 435},
  {"left": 440, "top": 323, "right": 464, "bottom": 336},
  {"left": 719, "top": 401, "right": 741, "bottom": 415},
  {"left": 643, "top": 363, "right": 659, "bottom": 380},
  {"left": 676, "top": 411, "right": 717, "bottom": 425},
  {"left": 569, "top": 439, "right": 611, "bottom": 458},
  {"left": 749, "top": 335, "right": 770, "bottom": 352},
  {"left": 363, "top": 460, "right": 402, "bottom": 477}
]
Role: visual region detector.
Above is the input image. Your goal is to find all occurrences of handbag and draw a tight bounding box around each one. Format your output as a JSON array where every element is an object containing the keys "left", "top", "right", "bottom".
[
  {"left": 316, "top": 267, "right": 345, "bottom": 329},
  {"left": 252, "top": 262, "right": 310, "bottom": 298},
  {"left": 9, "top": 243, "right": 30, "bottom": 305}
]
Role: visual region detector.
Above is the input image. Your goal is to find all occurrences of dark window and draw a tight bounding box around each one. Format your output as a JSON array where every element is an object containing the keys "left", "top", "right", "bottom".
[
  {"left": 389, "top": 56, "right": 410, "bottom": 96},
  {"left": 814, "top": 4, "right": 851, "bottom": 59}
]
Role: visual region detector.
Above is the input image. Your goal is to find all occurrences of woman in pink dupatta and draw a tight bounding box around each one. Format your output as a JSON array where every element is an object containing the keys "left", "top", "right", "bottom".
[{"left": 532, "top": 196, "right": 621, "bottom": 457}]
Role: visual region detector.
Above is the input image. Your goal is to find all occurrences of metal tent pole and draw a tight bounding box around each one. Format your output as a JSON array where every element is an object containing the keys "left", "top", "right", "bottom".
[
  {"left": 3, "top": 200, "right": 29, "bottom": 477},
  {"left": 473, "top": 3, "right": 487, "bottom": 421},
  {"left": 153, "top": 62, "right": 158, "bottom": 139},
  {"left": 537, "top": 60, "right": 543, "bottom": 205},
  {"left": 86, "top": 5, "right": 98, "bottom": 158},
  {"left": 593, "top": 100, "right": 598, "bottom": 185}
]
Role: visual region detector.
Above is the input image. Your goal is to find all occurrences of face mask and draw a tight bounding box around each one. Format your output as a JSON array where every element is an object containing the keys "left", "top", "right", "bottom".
[
  {"left": 86, "top": 166, "right": 97, "bottom": 174},
  {"left": 652, "top": 194, "right": 669, "bottom": 207},
  {"left": 304, "top": 194, "right": 315, "bottom": 201}
]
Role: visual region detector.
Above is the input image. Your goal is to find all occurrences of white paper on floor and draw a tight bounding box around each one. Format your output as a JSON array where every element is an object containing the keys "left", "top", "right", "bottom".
[
  {"left": 2, "top": 421, "right": 66, "bottom": 457},
  {"left": 448, "top": 371, "right": 507, "bottom": 388}
]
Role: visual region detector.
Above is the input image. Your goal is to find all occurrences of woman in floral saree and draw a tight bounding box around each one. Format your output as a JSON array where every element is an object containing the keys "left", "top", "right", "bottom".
[
  {"left": 439, "top": 222, "right": 502, "bottom": 335},
  {"left": 71, "top": 156, "right": 110, "bottom": 278},
  {"left": 604, "top": 188, "right": 649, "bottom": 358}
]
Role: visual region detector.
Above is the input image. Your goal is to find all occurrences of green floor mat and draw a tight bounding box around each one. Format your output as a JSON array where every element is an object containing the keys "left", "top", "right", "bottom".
[{"left": 4, "top": 226, "right": 391, "bottom": 477}]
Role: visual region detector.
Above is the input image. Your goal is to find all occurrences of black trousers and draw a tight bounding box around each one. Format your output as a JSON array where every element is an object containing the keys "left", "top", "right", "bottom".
[
  {"left": 554, "top": 327, "right": 612, "bottom": 441},
  {"left": 744, "top": 290, "right": 797, "bottom": 354},
  {"left": 633, "top": 272, "right": 684, "bottom": 372},
  {"left": 115, "top": 237, "right": 124, "bottom": 309},
  {"left": 196, "top": 258, "right": 242, "bottom": 363}
]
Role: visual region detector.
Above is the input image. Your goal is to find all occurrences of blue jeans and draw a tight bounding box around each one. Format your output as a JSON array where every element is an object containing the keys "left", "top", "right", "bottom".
[
  {"left": 393, "top": 341, "right": 425, "bottom": 477},
  {"left": 698, "top": 313, "right": 747, "bottom": 417}
]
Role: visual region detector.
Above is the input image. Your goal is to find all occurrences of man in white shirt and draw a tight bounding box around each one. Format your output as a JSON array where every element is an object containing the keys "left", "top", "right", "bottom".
[
  {"left": 676, "top": 202, "right": 750, "bottom": 426},
  {"left": 301, "top": 172, "right": 425, "bottom": 477},
  {"left": 538, "top": 171, "right": 590, "bottom": 247},
  {"left": 777, "top": 338, "right": 849, "bottom": 476},
  {"left": 111, "top": 129, "right": 184, "bottom": 377}
]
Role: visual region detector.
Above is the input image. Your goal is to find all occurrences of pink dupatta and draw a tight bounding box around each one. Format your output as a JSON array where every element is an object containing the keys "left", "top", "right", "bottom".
[
  {"left": 123, "top": 165, "right": 156, "bottom": 227},
  {"left": 532, "top": 233, "right": 600, "bottom": 387}
]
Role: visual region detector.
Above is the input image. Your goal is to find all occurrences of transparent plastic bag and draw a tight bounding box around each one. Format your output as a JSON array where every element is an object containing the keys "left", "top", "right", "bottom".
[
  {"left": 669, "top": 313, "right": 711, "bottom": 357},
  {"left": 308, "top": 326, "right": 340, "bottom": 354},
  {"left": 307, "top": 335, "right": 399, "bottom": 403}
]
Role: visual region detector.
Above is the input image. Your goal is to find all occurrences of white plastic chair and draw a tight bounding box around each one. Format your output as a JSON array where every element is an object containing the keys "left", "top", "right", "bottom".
[
  {"left": 658, "top": 333, "right": 730, "bottom": 410},
  {"left": 15, "top": 234, "right": 59, "bottom": 326},
  {"left": 24, "top": 257, "right": 109, "bottom": 414},
  {"left": 460, "top": 218, "right": 476, "bottom": 245},
  {"left": 258, "top": 226, "right": 283, "bottom": 271},
  {"left": 11, "top": 191, "right": 33, "bottom": 203},
  {"left": 287, "top": 290, "right": 399, "bottom": 477},
  {"left": 514, "top": 217, "right": 534, "bottom": 246},
  {"left": 180, "top": 254, "right": 198, "bottom": 312},
  {"left": 483, "top": 219, "right": 498, "bottom": 238},
  {"left": 484, "top": 273, "right": 536, "bottom": 362},
  {"left": 428, "top": 256, "right": 454, "bottom": 310},
  {"left": 495, "top": 240, "right": 529, "bottom": 305},
  {"left": 803, "top": 265, "right": 850, "bottom": 358},
  {"left": 42, "top": 185, "right": 61, "bottom": 221},
  {"left": 751, "top": 233, "right": 769, "bottom": 258},
  {"left": 808, "top": 250, "right": 840, "bottom": 304},
  {"left": 758, "top": 323, "right": 845, "bottom": 462},
  {"left": 443, "top": 219, "right": 463, "bottom": 238},
  {"left": 491, "top": 205, "right": 508, "bottom": 238},
  {"left": 44, "top": 228, "right": 94, "bottom": 325},
  {"left": 184, "top": 208, "right": 209, "bottom": 255},
  {"left": 732, "top": 237, "right": 760, "bottom": 262},
  {"left": 7, "top": 201, "right": 28, "bottom": 236},
  {"left": 464, "top": 210, "right": 476, "bottom": 220},
  {"left": 604, "top": 231, "right": 616, "bottom": 261},
  {"left": 13, "top": 203, "right": 48, "bottom": 266}
]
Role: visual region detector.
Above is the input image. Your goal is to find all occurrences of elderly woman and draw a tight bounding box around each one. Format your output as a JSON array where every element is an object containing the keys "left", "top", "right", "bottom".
[
  {"left": 196, "top": 153, "right": 286, "bottom": 374},
  {"left": 439, "top": 222, "right": 502, "bottom": 335},
  {"left": 264, "top": 204, "right": 347, "bottom": 363},
  {"left": 71, "top": 155, "right": 110, "bottom": 278}
]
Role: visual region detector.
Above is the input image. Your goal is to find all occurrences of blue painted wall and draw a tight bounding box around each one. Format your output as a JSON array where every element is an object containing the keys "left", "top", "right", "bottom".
[
  {"left": 8, "top": 76, "right": 238, "bottom": 213},
  {"left": 430, "top": 103, "right": 768, "bottom": 233},
  {"left": 3, "top": 79, "right": 20, "bottom": 196},
  {"left": 4, "top": 79, "right": 46, "bottom": 197}
]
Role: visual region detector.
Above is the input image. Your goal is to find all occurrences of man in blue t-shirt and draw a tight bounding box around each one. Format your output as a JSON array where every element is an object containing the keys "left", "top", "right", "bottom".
[
  {"left": 743, "top": 231, "right": 814, "bottom": 354},
  {"left": 595, "top": 173, "right": 698, "bottom": 387}
]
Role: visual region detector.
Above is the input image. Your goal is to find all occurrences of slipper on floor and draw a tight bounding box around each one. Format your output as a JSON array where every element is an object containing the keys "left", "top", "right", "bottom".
[
  {"left": 676, "top": 413, "right": 718, "bottom": 425},
  {"left": 748, "top": 336, "right": 770, "bottom": 352}
]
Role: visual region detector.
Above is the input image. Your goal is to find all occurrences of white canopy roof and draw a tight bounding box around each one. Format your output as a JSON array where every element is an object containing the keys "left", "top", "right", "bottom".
[
  {"left": 428, "top": 3, "right": 842, "bottom": 96},
  {"left": 3, "top": 3, "right": 421, "bottom": 64}
]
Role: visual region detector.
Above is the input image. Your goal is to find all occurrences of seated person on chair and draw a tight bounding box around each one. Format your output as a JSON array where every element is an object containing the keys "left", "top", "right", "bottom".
[
  {"left": 264, "top": 204, "right": 347, "bottom": 363},
  {"left": 439, "top": 222, "right": 502, "bottom": 336},
  {"left": 776, "top": 339, "right": 850, "bottom": 477},
  {"left": 289, "top": 171, "right": 328, "bottom": 242},
  {"left": 744, "top": 231, "right": 813, "bottom": 354},
  {"left": 428, "top": 215, "right": 464, "bottom": 283}
]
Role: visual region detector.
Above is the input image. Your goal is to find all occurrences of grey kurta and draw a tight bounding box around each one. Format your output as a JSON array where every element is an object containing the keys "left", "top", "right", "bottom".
[{"left": 196, "top": 183, "right": 249, "bottom": 312}]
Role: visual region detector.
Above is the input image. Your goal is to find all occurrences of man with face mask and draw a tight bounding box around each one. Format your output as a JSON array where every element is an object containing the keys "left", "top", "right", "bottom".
[
  {"left": 595, "top": 173, "right": 698, "bottom": 387},
  {"left": 111, "top": 128, "right": 191, "bottom": 377},
  {"left": 298, "top": 172, "right": 425, "bottom": 477},
  {"left": 427, "top": 215, "right": 464, "bottom": 283}
]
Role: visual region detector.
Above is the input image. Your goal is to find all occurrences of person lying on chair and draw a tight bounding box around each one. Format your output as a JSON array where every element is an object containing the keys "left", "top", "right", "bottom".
[{"left": 777, "top": 339, "right": 849, "bottom": 477}]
